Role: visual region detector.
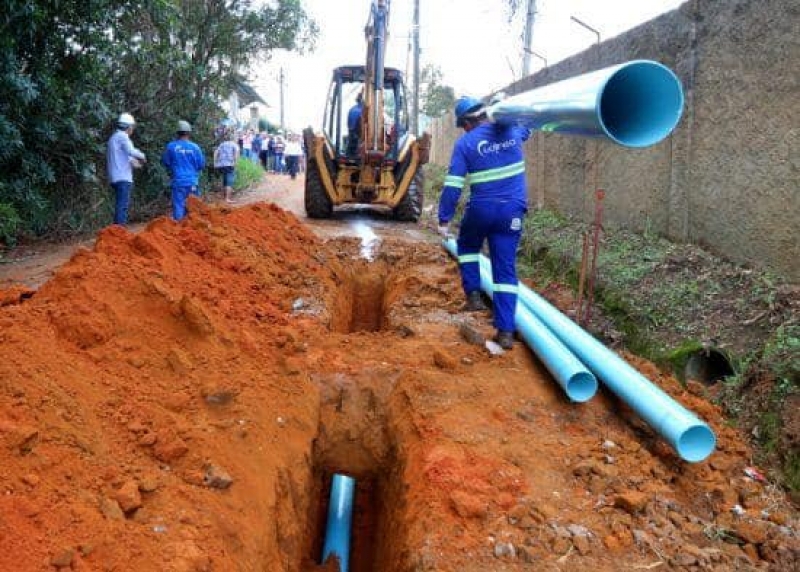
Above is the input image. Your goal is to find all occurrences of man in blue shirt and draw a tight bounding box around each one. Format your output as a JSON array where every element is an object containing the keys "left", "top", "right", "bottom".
[
  {"left": 438, "top": 96, "right": 531, "bottom": 350},
  {"left": 161, "top": 120, "right": 206, "bottom": 221},
  {"left": 346, "top": 92, "right": 363, "bottom": 157},
  {"left": 106, "top": 113, "right": 146, "bottom": 225}
]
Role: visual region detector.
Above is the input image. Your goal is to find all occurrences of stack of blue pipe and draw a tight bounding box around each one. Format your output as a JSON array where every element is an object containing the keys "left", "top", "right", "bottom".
[{"left": 443, "top": 239, "right": 715, "bottom": 463}]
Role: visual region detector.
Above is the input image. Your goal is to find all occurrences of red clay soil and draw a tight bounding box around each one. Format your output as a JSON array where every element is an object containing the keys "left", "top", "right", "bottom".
[{"left": 0, "top": 198, "right": 797, "bottom": 571}]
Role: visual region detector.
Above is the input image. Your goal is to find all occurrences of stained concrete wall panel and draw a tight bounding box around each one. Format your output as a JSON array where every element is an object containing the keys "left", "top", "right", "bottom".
[{"left": 688, "top": 0, "right": 800, "bottom": 274}]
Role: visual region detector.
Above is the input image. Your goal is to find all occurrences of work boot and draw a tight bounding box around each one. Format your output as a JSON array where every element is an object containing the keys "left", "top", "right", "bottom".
[
  {"left": 494, "top": 331, "right": 515, "bottom": 350},
  {"left": 463, "top": 291, "right": 488, "bottom": 312}
]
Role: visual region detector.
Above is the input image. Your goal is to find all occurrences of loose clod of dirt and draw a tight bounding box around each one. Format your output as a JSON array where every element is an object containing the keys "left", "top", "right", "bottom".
[{"left": 0, "top": 198, "right": 797, "bottom": 571}]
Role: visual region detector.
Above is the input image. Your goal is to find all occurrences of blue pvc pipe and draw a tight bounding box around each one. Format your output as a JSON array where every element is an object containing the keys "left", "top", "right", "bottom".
[
  {"left": 487, "top": 60, "right": 684, "bottom": 148},
  {"left": 444, "top": 239, "right": 597, "bottom": 403},
  {"left": 321, "top": 474, "right": 356, "bottom": 572},
  {"left": 514, "top": 282, "right": 716, "bottom": 462}
]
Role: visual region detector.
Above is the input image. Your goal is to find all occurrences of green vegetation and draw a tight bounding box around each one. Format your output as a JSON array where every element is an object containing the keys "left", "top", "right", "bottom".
[
  {"left": 420, "top": 65, "right": 456, "bottom": 119},
  {"left": 233, "top": 158, "right": 264, "bottom": 191},
  {"left": 517, "top": 208, "right": 798, "bottom": 493},
  {"left": 423, "top": 164, "right": 447, "bottom": 205},
  {"left": 0, "top": 0, "right": 317, "bottom": 242},
  {"left": 0, "top": 202, "right": 22, "bottom": 247}
]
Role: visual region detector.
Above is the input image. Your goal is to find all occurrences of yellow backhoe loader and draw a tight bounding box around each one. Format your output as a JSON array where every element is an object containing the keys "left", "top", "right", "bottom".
[{"left": 303, "top": 0, "right": 429, "bottom": 221}]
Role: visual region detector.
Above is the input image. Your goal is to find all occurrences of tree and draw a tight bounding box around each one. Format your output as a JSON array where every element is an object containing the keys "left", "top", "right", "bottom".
[
  {"left": 107, "top": 0, "right": 318, "bottom": 216},
  {"left": 420, "top": 65, "right": 455, "bottom": 119},
  {"left": 0, "top": 0, "right": 123, "bottom": 240},
  {"left": 0, "top": 0, "right": 318, "bottom": 241}
]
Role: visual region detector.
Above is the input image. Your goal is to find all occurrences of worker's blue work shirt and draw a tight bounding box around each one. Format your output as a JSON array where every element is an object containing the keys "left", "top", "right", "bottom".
[
  {"left": 162, "top": 139, "right": 206, "bottom": 188},
  {"left": 347, "top": 103, "right": 363, "bottom": 132},
  {"left": 438, "top": 123, "right": 531, "bottom": 224}
]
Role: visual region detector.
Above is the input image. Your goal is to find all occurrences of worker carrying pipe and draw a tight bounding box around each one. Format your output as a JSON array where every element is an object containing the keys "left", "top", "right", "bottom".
[
  {"left": 438, "top": 60, "right": 684, "bottom": 350},
  {"left": 437, "top": 96, "right": 532, "bottom": 350}
]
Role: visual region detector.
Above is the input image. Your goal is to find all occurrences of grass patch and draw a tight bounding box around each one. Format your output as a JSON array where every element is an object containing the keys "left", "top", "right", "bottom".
[
  {"left": 233, "top": 157, "right": 264, "bottom": 191},
  {"left": 517, "top": 208, "right": 798, "bottom": 493}
]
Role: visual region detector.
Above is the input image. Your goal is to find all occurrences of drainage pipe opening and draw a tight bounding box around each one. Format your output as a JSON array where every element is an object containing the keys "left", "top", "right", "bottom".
[{"left": 684, "top": 348, "right": 735, "bottom": 386}]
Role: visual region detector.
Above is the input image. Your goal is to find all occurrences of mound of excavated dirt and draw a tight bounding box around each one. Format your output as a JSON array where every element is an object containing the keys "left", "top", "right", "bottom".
[{"left": 0, "top": 198, "right": 797, "bottom": 571}]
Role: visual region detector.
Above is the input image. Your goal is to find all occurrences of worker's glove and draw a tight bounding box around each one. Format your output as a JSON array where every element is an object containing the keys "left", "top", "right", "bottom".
[{"left": 437, "top": 223, "right": 451, "bottom": 238}]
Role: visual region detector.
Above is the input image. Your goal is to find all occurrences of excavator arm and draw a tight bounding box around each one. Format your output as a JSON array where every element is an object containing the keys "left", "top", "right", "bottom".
[{"left": 361, "top": 0, "right": 390, "bottom": 163}]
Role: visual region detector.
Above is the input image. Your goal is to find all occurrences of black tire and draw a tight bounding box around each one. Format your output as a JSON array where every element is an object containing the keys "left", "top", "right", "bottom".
[
  {"left": 304, "top": 158, "right": 333, "bottom": 219},
  {"left": 392, "top": 167, "right": 424, "bottom": 222}
]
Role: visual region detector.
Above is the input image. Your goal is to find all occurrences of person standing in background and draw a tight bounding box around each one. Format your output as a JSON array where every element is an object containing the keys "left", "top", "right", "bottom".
[
  {"left": 273, "top": 134, "right": 285, "bottom": 174},
  {"left": 161, "top": 120, "right": 205, "bottom": 220},
  {"left": 243, "top": 130, "right": 253, "bottom": 161},
  {"left": 251, "top": 131, "right": 263, "bottom": 166},
  {"left": 106, "top": 112, "right": 146, "bottom": 225},
  {"left": 266, "top": 134, "right": 276, "bottom": 172},
  {"left": 284, "top": 134, "right": 303, "bottom": 180},
  {"left": 214, "top": 131, "right": 240, "bottom": 203},
  {"left": 259, "top": 132, "right": 270, "bottom": 171}
]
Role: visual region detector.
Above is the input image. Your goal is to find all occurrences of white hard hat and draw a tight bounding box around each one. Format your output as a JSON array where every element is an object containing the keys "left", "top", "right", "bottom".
[
  {"left": 177, "top": 120, "right": 192, "bottom": 133},
  {"left": 117, "top": 113, "right": 136, "bottom": 127}
]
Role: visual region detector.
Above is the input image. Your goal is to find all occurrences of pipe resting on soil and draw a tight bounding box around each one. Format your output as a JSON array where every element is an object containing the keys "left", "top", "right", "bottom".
[
  {"left": 443, "top": 239, "right": 716, "bottom": 462},
  {"left": 321, "top": 474, "right": 356, "bottom": 572},
  {"left": 444, "top": 239, "right": 597, "bottom": 402}
]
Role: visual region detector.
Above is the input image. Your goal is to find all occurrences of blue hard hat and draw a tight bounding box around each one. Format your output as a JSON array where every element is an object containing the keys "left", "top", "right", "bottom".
[{"left": 454, "top": 96, "right": 483, "bottom": 128}]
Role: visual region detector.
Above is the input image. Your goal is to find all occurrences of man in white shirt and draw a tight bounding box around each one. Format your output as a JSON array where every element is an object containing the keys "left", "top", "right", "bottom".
[{"left": 106, "top": 113, "right": 146, "bottom": 225}]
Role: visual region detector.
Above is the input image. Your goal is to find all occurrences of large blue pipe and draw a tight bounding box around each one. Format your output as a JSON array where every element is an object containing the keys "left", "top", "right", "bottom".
[
  {"left": 514, "top": 282, "right": 716, "bottom": 462},
  {"left": 487, "top": 60, "right": 684, "bottom": 148},
  {"left": 321, "top": 474, "right": 356, "bottom": 572},
  {"left": 444, "top": 239, "right": 597, "bottom": 403}
]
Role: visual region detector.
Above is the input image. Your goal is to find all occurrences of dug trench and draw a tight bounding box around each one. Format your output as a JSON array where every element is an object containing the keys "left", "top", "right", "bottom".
[{"left": 0, "top": 199, "right": 797, "bottom": 571}]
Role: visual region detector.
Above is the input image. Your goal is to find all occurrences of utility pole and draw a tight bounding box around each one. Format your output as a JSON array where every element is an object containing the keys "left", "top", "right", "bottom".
[
  {"left": 411, "top": 0, "right": 420, "bottom": 135},
  {"left": 521, "top": 0, "right": 537, "bottom": 77},
  {"left": 279, "top": 67, "right": 286, "bottom": 133}
]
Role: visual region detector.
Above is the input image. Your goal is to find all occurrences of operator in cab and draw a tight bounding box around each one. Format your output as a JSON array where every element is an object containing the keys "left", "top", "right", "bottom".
[
  {"left": 346, "top": 91, "right": 363, "bottom": 157},
  {"left": 437, "top": 96, "right": 531, "bottom": 350}
]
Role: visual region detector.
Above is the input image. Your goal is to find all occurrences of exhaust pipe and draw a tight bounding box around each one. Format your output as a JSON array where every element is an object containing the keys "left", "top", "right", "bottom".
[
  {"left": 487, "top": 60, "right": 684, "bottom": 148},
  {"left": 515, "top": 283, "right": 716, "bottom": 462},
  {"left": 321, "top": 474, "right": 356, "bottom": 572},
  {"left": 444, "top": 239, "right": 597, "bottom": 403}
]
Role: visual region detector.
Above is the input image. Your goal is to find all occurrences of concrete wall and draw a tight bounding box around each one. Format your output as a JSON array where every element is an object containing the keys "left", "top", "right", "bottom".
[{"left": 429, "top": 0, "right": 800, "bottom": 281}]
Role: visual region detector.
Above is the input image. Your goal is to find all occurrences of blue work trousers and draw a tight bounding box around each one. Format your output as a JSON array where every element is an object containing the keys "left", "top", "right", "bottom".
[
  {"left": 457, "top": 200, "right": 525, "bottom": 333},
  {"left": 111, "top": 180, "right": 133, "bottom": 225},
  {"left": 172, "top": 185, "right": 200, "bottom": 221}
]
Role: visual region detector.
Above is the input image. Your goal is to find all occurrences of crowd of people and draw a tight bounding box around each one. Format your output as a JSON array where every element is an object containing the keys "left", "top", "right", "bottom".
[
  {"left": 238, "top": 130, "right": 306, "bottom": 178},
  {"left": 106, "top": 113, "right": 307, "bottom": 224}
]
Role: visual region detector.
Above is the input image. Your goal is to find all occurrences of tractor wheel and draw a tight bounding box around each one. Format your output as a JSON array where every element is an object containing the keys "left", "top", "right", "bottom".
[
  {"left": 304, "top": 158, "right": 333, "bottom": 219},
  {"left": 392, "top": 167, "right": 424, "bottom": 222}
]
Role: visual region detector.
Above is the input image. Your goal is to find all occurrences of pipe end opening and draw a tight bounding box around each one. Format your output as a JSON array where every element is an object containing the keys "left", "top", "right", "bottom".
[
  {"left": 566, "top": 372, "right": 598, "bottom": 403},
  {"left": 677, "top": 425, "right": 716, "bottom": 462},
  {"left": 599, "top": 61, "right": 684, "bottom": 148},
  {"left": 685, "top": 348, "right": 735, "bottom": 386}
]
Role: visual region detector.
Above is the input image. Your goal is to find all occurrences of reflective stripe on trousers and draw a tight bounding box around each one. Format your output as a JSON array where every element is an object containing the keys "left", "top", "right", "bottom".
[{"left": 457, "top": 200, "right": 525, "bottom": 333}]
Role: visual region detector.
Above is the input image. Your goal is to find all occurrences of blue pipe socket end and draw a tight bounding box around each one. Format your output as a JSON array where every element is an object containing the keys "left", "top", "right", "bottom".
[
  {"left": 321, "top": 474, "right": 356, "bottom": 572},
  {"left": 487, "top": 60, "right": 685, "bottom": 148},
  {"left": 516, "top": 278, "right": 716, "bottom": 463},
  {"left": 443, "top": 239, "right": 716, "bottom": 462}
]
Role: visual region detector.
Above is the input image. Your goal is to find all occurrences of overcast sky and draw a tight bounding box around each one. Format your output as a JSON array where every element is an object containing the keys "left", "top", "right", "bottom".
[{"left": 250, "top": 0, "right": 687, "bottom": 131}]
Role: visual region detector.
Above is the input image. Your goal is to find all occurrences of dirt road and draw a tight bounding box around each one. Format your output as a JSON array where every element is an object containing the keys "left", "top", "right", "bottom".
[{"left": 0, "top": 172, "right": 796, "bottom": 571}]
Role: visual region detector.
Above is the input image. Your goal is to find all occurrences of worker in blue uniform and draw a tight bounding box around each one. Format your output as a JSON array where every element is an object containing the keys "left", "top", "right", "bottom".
[
  {"left": 346, "top": 92, "right": 363, "bottom": 157},
  {"left": 162, "top": 120, "right": 206, "bottom": 221},
  {"left": 438, "top": 96, "right": 531, "bottom": 350}
]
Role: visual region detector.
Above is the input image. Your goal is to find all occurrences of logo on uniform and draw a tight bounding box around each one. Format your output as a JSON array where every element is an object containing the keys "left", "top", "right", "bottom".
[
  {"left": 477, "top": 138, "right": 517, "bottom": 156},
  {"left": 510, "top": 218, "right": 522, "bottom": 231}
]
